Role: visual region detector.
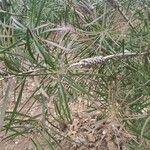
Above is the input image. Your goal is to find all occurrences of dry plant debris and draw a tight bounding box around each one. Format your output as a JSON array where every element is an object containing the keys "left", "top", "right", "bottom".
[{"left": 58, "top": 101, "right": 132, "bottom": 150}]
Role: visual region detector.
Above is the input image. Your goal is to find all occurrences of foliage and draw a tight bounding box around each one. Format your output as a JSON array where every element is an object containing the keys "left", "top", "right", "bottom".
[{"left": 0, "top": 0, "right": 150, "bottom": 149}]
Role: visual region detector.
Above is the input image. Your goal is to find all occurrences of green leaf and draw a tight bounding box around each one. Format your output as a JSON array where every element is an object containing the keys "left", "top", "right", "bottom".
[
  {"left": 0, "top": 81, "right": 11, "bottom": 131},
  {"left": 26, "top": 29, "right": 36, "bottom": 62},
  {"left": 6, "top": 78, "right": 26, "bottom": 133},
  {"left": 33, "top": 38, "right": 55, "bottom": 70},
  {"left": 63, "top": 75, "right": 92, "bottom": 97},
  {"left": 4, "top": 55, "right": 21, "bottom": 73},
  {"left": 57, "top": 82, "right": 71, "bottom": 122},
  {"left": 141, "top": 116, "right": 150, "bottom": 139},
  {"left": 35, "top": 0, "right": 47, "bottom": 27}
]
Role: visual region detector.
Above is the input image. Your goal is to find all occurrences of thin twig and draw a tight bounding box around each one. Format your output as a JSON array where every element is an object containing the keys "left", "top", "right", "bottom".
[{"left": 0, "top": 69, "right": 45, "bottom": 81}]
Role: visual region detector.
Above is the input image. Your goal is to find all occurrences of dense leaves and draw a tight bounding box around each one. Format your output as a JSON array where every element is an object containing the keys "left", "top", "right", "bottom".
[{"left": 0, "top": 0, "right": 150, "bottom": 149}]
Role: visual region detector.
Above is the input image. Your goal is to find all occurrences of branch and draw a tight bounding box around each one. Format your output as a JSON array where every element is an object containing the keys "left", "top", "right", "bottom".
[
  {"left": 0, "top": 69, "right": 46, "bottom": 81},
  {"left": 69, "top": 52, "right": 149, "bottom": 68}
]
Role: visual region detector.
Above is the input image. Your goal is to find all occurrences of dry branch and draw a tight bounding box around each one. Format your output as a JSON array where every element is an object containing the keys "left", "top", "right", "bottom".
[{"left": 70, "top": 51, "right": 149, "bottom": 68}]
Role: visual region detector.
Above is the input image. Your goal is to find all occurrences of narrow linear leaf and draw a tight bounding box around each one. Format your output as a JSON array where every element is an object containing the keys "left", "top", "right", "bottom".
[
  {"left": 32, "top": 136, "right": 44, "bottom": 150},
  {"left": 26, "top": 29, "right": 36, "bottom": 62},
  {"left": 63, "top": 75, "right": 92, "bottom": 97},
  {"left": 6, "top": 78, "right": 26, "bottom": 132},
  {"left": 31, "top": 138, "right": 39, "bottom": 150},
  {"left": 35, "top": 0, "right": 47, "bottom": 26},
  {"left": 4, "top": 56, "right": 21, "bottom": 72},
  {"left": 40, "top": 130, "right": 55, "bottom": 150},
  {"left": 0, "top": 81, "right": 11, "bottom": 131},
  {"left": 33, "top": 39, "right": 55, "bottom": 69},
  {"left": 141, "top": 116, "right": 150, "bottom": 139},
  {"left": 57, "top": 82, "right": 71, "bottom": 122}
]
